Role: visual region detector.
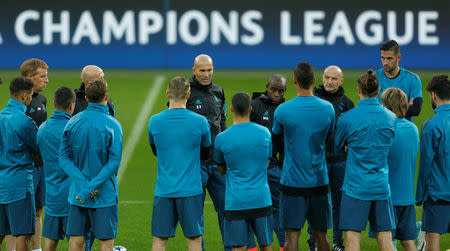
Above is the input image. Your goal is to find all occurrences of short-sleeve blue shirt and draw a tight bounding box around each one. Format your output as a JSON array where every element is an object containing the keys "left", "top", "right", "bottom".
[
  {"left": 416, "top": 104, "right": 450, "bottom": 204},
  {"left": 335, "top": 98, "right": 396, "bottom": 201},
  {"left": 148, "top": 108, "right": 211, "bottom": 198},
  {"left": 388, "top": 118, "right": 419, "bottom": 206},
  {"left": 376, "top": 67, "right": 422, "bottom": 102},
  {"left": 215, "top": 122, "right": 272, "bottom": 211},
  {"left": 0, "top": 99, "right": 37, "bottom": 204},
  {"left": 272, "top": 96, "right": 335, "bottom": 188},
  {"left": 37, "top": 110, "right": 71, "bottom": 216}
]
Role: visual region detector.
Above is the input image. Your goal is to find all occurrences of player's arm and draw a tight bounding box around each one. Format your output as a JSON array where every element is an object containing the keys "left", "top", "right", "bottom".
[
  {"left": 58, "top": 130, "right": 90, "bottom": 183},
  {"left": 214, "top": 134, "right": 226, "bottom": 175},
  {"left": 415, "top": 123, "right": 437, "bottom": 206},
  {"left": 76, "top": 126, "right": 123, "bottom": 202},
  {"left": 220, "top": 90, "right": 227, "bottom": 131},
  {"left": 405, "top": 97, "right": 423, "bottom": 118},
  {"left": 201, "top": 119, "right": 212, "bottom": 161},
  {"left": 148, "top": 118, "right": 157, "bottom": 156},
  {"left": 406, "top": 76, "right": 423, "bottom": 118},
  {"left": 334, "top": 114, "right": 348, "bottom": 154}
]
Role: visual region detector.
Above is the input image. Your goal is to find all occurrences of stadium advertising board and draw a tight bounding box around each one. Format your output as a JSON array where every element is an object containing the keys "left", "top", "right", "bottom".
[{"left": 0, "top": 0, "right": 449, "bottom": 68}]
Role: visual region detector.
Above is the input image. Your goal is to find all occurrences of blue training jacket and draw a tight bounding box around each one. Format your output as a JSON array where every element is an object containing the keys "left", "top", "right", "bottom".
[
  {"left": 0, "top": 99, "right": 37, "bottom": 203},
  {"left": 335, "top": 98, "right": 396, "bottom": 201},
  {"left": 59, "top": 103, "right": 123, "bottom": 208},
  {"left": 416, "top": 103, "right": 450, "bottom": 204},
  {"left": 37, "top": 110, "right": 72, "bottom": 216}
]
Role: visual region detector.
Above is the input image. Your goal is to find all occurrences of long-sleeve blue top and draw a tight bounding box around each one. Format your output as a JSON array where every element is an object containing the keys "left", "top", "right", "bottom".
[
  {"left": 335, "top": 98, "right": 396, "bottom": 200},
  {"left": 37, "top": 110, "right": 71, "bottom": 216},
  {"left": 59, "top": 103, "right": 123, "bottom": 208},
  {"left": 0, "top": 99, "right": 37, "bottom": 203},
  {"left": 416, "top": 103, "right": 450, "bottom": 204},
  {"left": 388, "top": 118, "right": 419, "bottom": 206}
]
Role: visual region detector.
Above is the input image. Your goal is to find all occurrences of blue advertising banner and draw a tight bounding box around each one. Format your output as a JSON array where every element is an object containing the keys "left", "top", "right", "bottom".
[{"left": 0, "top": 0, "right": 449, "bottom": 68}]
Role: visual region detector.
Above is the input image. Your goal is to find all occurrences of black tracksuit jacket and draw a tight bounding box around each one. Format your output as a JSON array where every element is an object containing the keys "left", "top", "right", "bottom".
[
  {"left": 314, "top": 85, "right": 355, "bottom": 163},
  {"left": 186, "top": 76, "right": 227, "bottom": 165}
]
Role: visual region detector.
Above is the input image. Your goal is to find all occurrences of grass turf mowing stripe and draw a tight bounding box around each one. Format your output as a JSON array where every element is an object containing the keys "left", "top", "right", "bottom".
[{"left": 117, "top": 75, "right": 165, "bottom": 185}]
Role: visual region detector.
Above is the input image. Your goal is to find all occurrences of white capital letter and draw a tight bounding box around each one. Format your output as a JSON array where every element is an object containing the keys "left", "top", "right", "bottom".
[
  {"left": 103, "top": 10, "right": 135, "bottom": 45},
  {"left": 15, "top": 10, "right": 40, "bottom": 45},
  {"left": 304, "top": 10, "right": 325, "bottom": 45},
  {"left": 356, "top": 10, "right": 383, "bottom": 45},
  {"left": 418, "top": 11, "right": 439, "bottom": 45},
  {"left": 43, "top": 10, "right": 70, "bottom": 45},
  {"left": 179, "top": 10, "right": 209, "bottom": 46},
  {"left": 327, "top": 11, "right": 355, "bottom": 45},
  {"left": 241, "top": 10, "right": 264, "bottom": 46},
  {"left": 166, "top": 10, "right": 177, "bottom": 45},
  {"left": 139, "top": 11, "right": 163, "bottom": 45},
  {"left": 387, "top": 11, "right": 413, "bottom": 45},
  {"left": 72, "top": 11, "right": 100, "bottom": 45},
  {"left": 211, "top": 10, "right": 238, "bottom": 45},
  {"left": 280, "top": 11, "right": 301, "bottom": 45}
]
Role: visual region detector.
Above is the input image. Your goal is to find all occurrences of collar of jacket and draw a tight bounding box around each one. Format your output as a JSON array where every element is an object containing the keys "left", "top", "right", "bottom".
[
  {"left": 189, "top": 76, "right": 212, "bottom": 89},
  {"left": 434, "top": 103, "right": 450, "bottom": 113},
  {"left": 86, "top": 103, "right": 109, "bottom": 114},
  {"left": 51, "top": 110, "right": 72, "bottom": 120},
  {"left": 252, "top": 91, "right": 285, "bottom": 105},
  {"left": 358, "top": 98, "right": 380, "bottom": 106},
  {"left": 314, "top": 85, "right": 345, "bottom": 98},
  {"left": 8, "top": 99, "right": 27, "bottom": 113}
]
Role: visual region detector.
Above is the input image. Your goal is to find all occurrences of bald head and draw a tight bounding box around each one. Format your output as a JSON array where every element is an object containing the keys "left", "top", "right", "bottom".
[
  {"left": 322, "top": 65, "right": 344, "bottom": 93},
  {"left": 193, "top": 54, "right": 214, "bottom": 85},
  {"left": 266, "top": 74, "right": 287, "bottom": 103},
  {"left": 81, "top": 65, "right": 104, "bottom": 85}
]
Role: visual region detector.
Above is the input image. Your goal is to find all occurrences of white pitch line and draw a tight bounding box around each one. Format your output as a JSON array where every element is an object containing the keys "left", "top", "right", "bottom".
[{"left": 117, "top": 75, "right": 165, "bottom": 184}]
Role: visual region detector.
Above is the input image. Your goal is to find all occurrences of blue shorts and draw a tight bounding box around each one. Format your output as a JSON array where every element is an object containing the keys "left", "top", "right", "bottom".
[
  {"left": 0, "top": 192, "right": 36, "bottom": 236},
  {"left": 43, "top": 215, "right": 68, "bottom": 240},
  {"left": 339, "top": 193, "right": 395, "bottom": 232},
  {"left": 279, "top": 192, "right": 331, "bottom": 231},
  {"left": 224, "top": 215, "right": 273, "bottom": 247},
  {"left": 422, "top": 200, "right": 450, "bottom": 234},
  {"left": 33, "top": 167, "right": 45, "bottom": 208},
  {"left": 67, "top": 205, "right": 118, "bottom": 239},
  {"left": 152, "top": 194, "right": 204, "bottom": 238},
  {"left": 368, "top": 205, "right": 417, "bottom": 240}
]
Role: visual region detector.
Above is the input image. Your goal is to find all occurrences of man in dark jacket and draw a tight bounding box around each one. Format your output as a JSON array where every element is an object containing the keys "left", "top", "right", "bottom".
[
  {"left": 311, "top": 65, "right": 354, "bottom": 251},
  {"left": 186, "top": 54, "right": 231, "bottom": 250},
  {"left": 250, "top": 74, "right": 287, "bottom": 250},
  {"left": 73, "top": 65, "right": 115, "bottom": 117}
]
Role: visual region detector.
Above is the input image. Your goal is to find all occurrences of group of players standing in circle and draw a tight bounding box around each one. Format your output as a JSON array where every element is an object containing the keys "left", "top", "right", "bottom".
[
  {"left": 149, "top": 40, "right": 449, "bottom": 251},
  {"left": 0, "top": 39, "right": 448, "bottom": 251}
]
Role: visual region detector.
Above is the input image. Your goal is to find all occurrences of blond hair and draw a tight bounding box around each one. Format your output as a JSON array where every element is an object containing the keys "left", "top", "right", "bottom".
[{"left": 381, "top": 88, "right": 408, "bottom": 118}]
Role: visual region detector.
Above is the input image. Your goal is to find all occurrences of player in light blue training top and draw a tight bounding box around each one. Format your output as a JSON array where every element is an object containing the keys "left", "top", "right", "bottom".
[
  {"left": 272, "top": 62, "right": 335, "bottom": 251},
  {"left": 379, "top": 88, "right": 419, "bottom": 251},
  {"left": 37, "top": 86, "right": 76, "bottom": 251},
  {"left": 148, "top": 77, "right": 211, "bottom": 251},
  {"left": 215, "top": 92, "right": 273, "bottom": 251},
  {"left": 416, "top": 75, "right": 450, "bottom": 251},
  {"left": 0, "top": 77, "right": 37, "bottom": 251},
  {"left": 335, "top": 70, "right": 396, "bottom": 251},
  {"left": 376, "top": 40, "right": 422, "bottom": 121},
  {"left": 59, "top": 78, "right": 123, "bottom": 251}
]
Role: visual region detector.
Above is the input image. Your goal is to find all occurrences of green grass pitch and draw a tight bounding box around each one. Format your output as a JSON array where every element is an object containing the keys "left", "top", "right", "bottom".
[{"left": 0, "top": 69, "right": 448, "bottom": 250}]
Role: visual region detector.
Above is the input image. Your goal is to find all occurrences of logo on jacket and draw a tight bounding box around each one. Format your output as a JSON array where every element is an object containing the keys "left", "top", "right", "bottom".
[
  {"left": 213, "top": 95, "right": 220, "bottom": 104},
  {"left": 263, "top": 110, "right": 269, "bottom": 120},
  {"left": 338, "top": 102, "right": 344, "bottom": 112},
  {"left": 29, "top": 107, "right": 35, "bottom": 113},
  {"left": 195, "top": 99, "right": 202, "bottom": 109}
]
